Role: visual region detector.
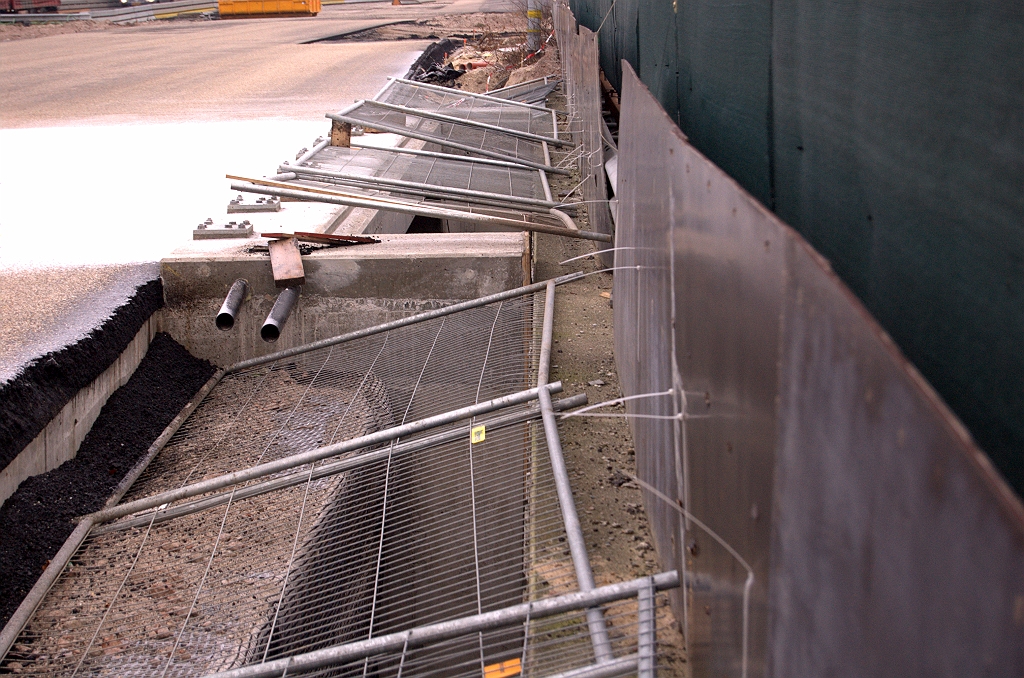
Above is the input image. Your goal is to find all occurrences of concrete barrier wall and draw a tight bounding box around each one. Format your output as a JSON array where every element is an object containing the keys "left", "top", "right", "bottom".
[
  {"left": 160, "top": 233, "right": 528, "bottom": 367},
  {"left": 613, "top": 62, "right": 1024, "bottom": 677},
  {"left": 0, "top": 317, "right": 156, "bottom": 507}
]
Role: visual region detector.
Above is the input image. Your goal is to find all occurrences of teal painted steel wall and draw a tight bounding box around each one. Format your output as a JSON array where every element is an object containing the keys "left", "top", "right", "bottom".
[{"left": 572, "top": 0, "right": 1024, "bottom": 495}]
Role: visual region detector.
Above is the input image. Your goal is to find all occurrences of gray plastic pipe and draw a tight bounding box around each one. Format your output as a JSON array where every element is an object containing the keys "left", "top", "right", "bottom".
[
  {"left": 261, "top": 286, "right": 300, "bottom": 342},
  {"left": 216, "top": 279, "right": 248, "bottom": 330}
]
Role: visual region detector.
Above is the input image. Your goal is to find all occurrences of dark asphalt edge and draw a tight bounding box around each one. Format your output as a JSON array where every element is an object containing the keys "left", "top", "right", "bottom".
[{"left": 0, "top": 277, "right": 163, "bottom": 472}]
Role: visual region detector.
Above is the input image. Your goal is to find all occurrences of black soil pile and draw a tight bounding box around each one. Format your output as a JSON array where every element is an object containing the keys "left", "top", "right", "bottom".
[
  {"left": 0, "top": 279, "right": 163, "bottom": 470},
  {"left": 0, "top": 333, "right": 215, "bottom": 628}
]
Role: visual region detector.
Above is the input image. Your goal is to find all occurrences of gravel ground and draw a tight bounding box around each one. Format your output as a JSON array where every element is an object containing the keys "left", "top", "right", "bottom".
[{"left": 0, "top": 333, "right": 215, "bottom": 630}]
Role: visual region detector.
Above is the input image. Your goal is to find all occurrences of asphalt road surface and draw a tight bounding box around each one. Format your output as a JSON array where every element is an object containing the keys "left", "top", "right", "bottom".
[
  {"left": 0, "top": 0, "right": 511, "bottom": 126},
  {"left": 0, "top": 0, "right": 513, "bottom": 380}
]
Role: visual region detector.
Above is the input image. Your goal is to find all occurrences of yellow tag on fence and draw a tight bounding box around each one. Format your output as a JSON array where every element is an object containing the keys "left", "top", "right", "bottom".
[
  {"left": 471, "top": 425, "right": 486, "bottom": 444},
  {"left": 484, "top": 658, "right": 521, "bottom": 678}
]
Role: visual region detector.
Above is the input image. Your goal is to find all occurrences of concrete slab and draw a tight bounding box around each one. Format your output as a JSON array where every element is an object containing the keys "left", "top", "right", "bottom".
[{"left": 159, "top": 232, "right": 530, "bottom": 366}]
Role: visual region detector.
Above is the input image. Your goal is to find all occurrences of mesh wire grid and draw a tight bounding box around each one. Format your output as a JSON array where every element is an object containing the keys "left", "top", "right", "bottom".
[
  {"left": 226, "top": 594, "right": 678, "bottom": 678},
  {"left": 338, "top": 101, "right": 547, "bottom": 168},
  {"left": 374, "top": 81, "right": 556, "bottom": 139},
  {"left": 0, "top": 294, "right": 667, "bottom": 677},
  {"left": 299, "top": 145, "right": 547, "bottom": 205},
  {"left": 482, "top": 79, "right": 560, "bottom": 107}
]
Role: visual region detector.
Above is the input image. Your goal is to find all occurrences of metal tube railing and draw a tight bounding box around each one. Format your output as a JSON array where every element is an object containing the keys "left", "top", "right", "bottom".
[
  {"left": 202, "top": 571, "right": 680, "bottom": 678},
  {"left": 637, "top": 576, "right": 656, "bottom": 678},
  {"left": 537, "top": 280, "right": 614, "bottom": 661},
  {"left": 543, "top": 656, "right": 639, "bottom": 678},
  {"left": 83, "top": 383, "right": 562, "bottom": 525},
  {"left": 280, "top": 163, "right": 562, "bottom": 209},
  {"left": 92, "top": 394, "right": 588, "bottom": 535},
  {"left": 230, "top": 181, "right": 609, "bottom": 242}
]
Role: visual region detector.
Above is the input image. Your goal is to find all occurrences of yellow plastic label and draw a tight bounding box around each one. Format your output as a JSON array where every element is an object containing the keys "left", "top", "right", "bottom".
[
  {"left": 527, "top": 9, "right": 542, "bottom": 18},
  {"left": 484, "top": 658, "right": 521, "bottom": 678},
  {"left": 471, "top": 425, "right": 486, "bottom": 444}
]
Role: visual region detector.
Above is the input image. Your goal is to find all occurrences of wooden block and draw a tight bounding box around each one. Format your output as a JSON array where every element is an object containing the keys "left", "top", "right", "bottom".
[
  {"left": 330, "top": 119, "right": 351, "bottom": 147},
  {"left": 268, "top": 237, "right": 305, "bottom": 287}
]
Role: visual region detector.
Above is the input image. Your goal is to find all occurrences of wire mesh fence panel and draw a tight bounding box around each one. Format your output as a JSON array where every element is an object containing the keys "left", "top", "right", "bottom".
[
  {"left": 375, "top": 80, "right": 556, "bottom": 138},
  {"left": 336, "top": 102, "right": 549, "bottom": 169},
  {"left": 301, "top": 146, "right": 548, "bottom": 205},
  {"left": 1, "top": 295, "right": 616, "bottom": 676},
  {"left": 120, "top": 298, "right": 537, "bottom": 502},
  {"left": 486, "top": 78, "right": 561, "bottom": 106}
]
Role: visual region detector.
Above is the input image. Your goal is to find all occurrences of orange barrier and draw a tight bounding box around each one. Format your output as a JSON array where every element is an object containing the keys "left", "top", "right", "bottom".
[{"left": 217, "top": 0, "right": 318, "bottom": 17}]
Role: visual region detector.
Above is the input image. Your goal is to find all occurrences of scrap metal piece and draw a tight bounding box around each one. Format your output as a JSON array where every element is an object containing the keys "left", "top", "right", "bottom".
[{"left": 227, "top": 194, "right": 281, "bottom": 213}]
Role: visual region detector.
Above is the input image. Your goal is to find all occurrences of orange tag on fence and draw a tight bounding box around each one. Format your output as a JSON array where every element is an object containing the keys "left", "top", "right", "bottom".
[{"left": 484, "top": 658, "right": 521, "bottom": 678}]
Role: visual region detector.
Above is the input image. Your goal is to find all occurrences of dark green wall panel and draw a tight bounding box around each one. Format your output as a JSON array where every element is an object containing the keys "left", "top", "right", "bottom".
[
  {"left": 571, "top": 0, "right": 1024, "bottom": 494},
  {"left": 771, "top": 0, "right": 1024, "bottom": 492}
]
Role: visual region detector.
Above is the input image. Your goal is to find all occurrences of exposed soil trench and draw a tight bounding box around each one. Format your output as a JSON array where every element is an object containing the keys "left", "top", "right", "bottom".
[{"left": 0, "top": 334, "right": 215, "bottom": 628}]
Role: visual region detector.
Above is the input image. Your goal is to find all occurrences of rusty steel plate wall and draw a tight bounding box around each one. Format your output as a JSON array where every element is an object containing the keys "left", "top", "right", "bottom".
[{"left": 614, "top": 61, "right": 1024, "bottom": 677}]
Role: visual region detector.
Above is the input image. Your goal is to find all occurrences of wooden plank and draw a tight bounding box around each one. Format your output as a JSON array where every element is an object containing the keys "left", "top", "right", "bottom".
[
  {"left": 330, "top": 119, "right": 351, "bottom": 147},
  {"left": 599, "top": 69, "right": 620, "bottom": 118},
  {"left": 268, "top": 237, "right": 305, "bottom": 287}
]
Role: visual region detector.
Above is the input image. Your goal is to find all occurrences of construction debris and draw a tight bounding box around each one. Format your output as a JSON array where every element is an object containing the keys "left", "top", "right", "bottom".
[
  {"left": 267, "top": 237, "right": 304, "bottom": 287},
  {"left": 193, "top": 217, "right": 254, "bottom": 239}
]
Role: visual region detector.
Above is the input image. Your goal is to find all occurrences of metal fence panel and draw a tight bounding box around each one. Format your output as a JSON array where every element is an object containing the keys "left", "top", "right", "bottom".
[
  {"left": 615, "top": 61, "right": 1024, "bottom": 677},
  {"left": 554, "top": 3, "right": 614, "bottom": 264}
]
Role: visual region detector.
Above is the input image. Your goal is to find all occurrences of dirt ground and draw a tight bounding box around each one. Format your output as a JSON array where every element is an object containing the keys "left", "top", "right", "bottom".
[
  {"left": 0, "top": 20, "right": 126, "bottom": 42},
  {"left": 335, "top": 10, "right": 558, "bottom": 93}
]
